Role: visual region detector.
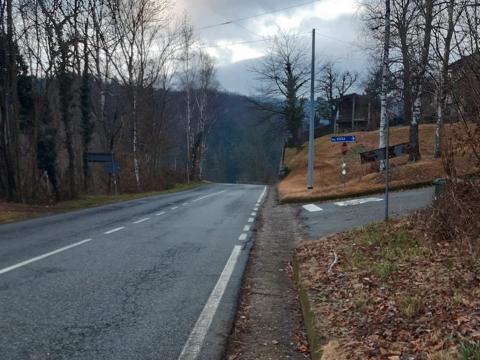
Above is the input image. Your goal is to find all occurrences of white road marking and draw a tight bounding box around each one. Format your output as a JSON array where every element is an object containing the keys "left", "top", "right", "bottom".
[
  {"left": 183, "top": 203, "right": 189, "bottom": 206},
  {"left": 133, "top": 218, "right": 150, "bottom": 224},
  {"left": 104, "top": 227, "right": 125, "bottom": 234},
  {"left": 248, "top": 217, "right": 254, "bottom": 223},
  {"left": 238, "top": 233, "right": 247, "bottom": 241},
  {"left": 243, "top": 225, "right": 251, "bottom": 232},
  {"left": 251, "top": 212, "right": 257, "bottom": 217},
  {"left": 335, "top": 197, "right": 383, "bottom": 207},
  {"left": 192, "top": 190, "right": 227, "bottom": 202},
  {"left": 256, "top": 186, "right": 267, "bottom": 203},
  {"left": 0, "top": 238, "right": 93, "bottom": 275},
  {"left": 254, "top": 207, "right": 259, "bottom": 211},
  {"left": 178, "top": 245, "right": 242, "bottom": 360},
  {"left": 302, "top": 204, "right": 323, "bottom": 212},
  {"left": 156, "top": 211, "right": 166, "bottom": 216},
  {"left": 171, "top": 206, "right": 179, "bottom": 210}
]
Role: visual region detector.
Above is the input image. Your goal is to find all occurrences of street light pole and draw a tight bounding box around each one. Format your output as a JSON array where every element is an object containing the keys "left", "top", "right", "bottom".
[{"left": 307, "top": 28, "right": 316, "bottom": 190}]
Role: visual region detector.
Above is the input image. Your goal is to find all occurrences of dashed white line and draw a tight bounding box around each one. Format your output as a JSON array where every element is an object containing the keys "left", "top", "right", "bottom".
[
  {"left": 248, "top": 217, "right": 254, "bottom": 223},
  {"left": 254, "top": 207, "right": 259, "bottom": 211},
  {"left": 0, "top": 238, "right": 93, "bottom": 275},
  {"left": 133, "top": 218, "right": 150, "bottom": 224},
  {"left": 156, "top": 211, "right": 166, "bottom": 216},
  {"left": 192, "top": 190, "right": 227, "bottom": 202},
  {"left": 178, "top": 245, "right": 242, "bottom": 360},
  {"left": 251, "top": 212, "right": 257, "bottom": 217},
  {"left": 243, "top": 225, "right": 251, "bottom": 232},
  {"left": 171, "top": 206, "right": 179, "bottom": 210},
  {"left": 238, "top": 233, "right": 248, "bottom": 241},
  {"left": 104, "top": 227, "right": 125, "bottom": 234},
  {"left": 183, "top": 203, "right": 189, "bottom": 206}
]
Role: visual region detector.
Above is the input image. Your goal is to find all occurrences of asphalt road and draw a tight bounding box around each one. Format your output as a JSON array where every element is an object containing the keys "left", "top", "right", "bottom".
[
  {"left": 0, "top": 183, "right": 266, "bottom": 360},
  {"left": 300, "top": 187, "right": 435, "bottom": 238}
]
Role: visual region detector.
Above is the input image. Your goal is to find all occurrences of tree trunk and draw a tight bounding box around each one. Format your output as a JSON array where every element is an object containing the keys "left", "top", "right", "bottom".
[
  {"left": 132, "top": 91, "right": 141, "bottom": 191},
  {"left": 379, "top": 0, "right": 391, "bottom": 170}
]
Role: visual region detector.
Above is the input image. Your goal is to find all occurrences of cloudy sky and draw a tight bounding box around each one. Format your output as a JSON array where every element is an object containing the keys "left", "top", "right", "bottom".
[{"left": 174, "top": 0, "right": 368, "bottom": 95}]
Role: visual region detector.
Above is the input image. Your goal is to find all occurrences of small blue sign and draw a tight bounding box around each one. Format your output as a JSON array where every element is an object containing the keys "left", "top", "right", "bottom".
[{"left": 331, "top": 136, "right": 357, "bottom": 143}]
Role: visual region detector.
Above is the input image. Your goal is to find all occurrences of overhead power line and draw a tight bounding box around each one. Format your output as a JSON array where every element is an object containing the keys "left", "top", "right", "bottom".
[
  {"left": 195, "top": 0, "right": 321, "bottom": 31},
  {"left": 198, "top": 31, "right": 311, "bottom": 49}
]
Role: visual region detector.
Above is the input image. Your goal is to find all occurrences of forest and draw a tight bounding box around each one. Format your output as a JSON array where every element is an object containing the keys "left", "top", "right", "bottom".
[{"left": 0, "top": 0, "right": 282, "bottom": 204}]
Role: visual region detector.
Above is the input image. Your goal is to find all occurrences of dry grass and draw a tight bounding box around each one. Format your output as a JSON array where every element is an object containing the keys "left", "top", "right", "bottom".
[
  {"left": 279, "top": 123, "right": 478, "bottom": 202},
  {"left": 296, "top": 217, "right": 480, "bottom": 359}
]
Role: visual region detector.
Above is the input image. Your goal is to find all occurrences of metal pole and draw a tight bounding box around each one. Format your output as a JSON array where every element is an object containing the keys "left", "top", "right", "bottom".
[
  {"left": 307, "top": 28, "right": 316, "bottom": 190},
  {"left": 385, "top": 115, "right": 390, "bottom": 221},
  {"left": 111, "top": 152, "right": 118, "bottom": 196},
  {"left": 351, "top": 94, "right": 356, "bottom": 132}
]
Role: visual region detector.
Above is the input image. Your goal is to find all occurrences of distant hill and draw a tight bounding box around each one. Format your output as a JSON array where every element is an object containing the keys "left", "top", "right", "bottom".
[{"left": 203, "top": 92, "right": 284, "bottom": 184}]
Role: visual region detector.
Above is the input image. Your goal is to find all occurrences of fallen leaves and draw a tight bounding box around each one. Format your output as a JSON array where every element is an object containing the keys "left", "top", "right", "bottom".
[{"left": 296, "top": 217, "right": 480, "bottom": 359}]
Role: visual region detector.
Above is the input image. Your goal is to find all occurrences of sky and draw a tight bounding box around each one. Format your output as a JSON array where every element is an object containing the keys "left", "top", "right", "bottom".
[{"left": 174, "top": 0, "right": 369, "bottom": 96}]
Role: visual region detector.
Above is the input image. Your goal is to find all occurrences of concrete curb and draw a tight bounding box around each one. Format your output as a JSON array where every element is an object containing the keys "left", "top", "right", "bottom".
[{"left": 292, "top": 255, "right": 323, "bottom": 360}]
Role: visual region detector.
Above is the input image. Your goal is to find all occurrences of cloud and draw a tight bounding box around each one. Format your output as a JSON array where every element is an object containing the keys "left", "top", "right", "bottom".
[{"left": 173, "top": 0, "right": 368, "bottom": 95}]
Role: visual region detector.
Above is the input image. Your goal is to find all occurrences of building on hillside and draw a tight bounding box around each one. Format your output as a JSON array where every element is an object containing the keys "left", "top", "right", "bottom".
[
  {"left": 423, "top": 53, "right": 480, "bottom": 123},
  {"left": 335, "top": 93, "right": 380, "bottom": 133}
]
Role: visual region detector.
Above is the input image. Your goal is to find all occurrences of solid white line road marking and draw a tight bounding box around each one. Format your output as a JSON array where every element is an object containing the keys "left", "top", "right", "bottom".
[
  {"left": 178, "top": 245, "right": 242, "bottom": 360},
  {"left": 256, "top": 186, "right": 267, "bottom": 203},
  {"left": 156, "top": 211, "right": 166, "bottom": 216},
  {"left": 334, "top": 197, "right": 383, "bottom": 207},
  {"left": 171, "top": 206, "right": 179, "bottom": 210},
  {"left": 302, "top": 204, "right": 323, "bottom": 212},
  {"left": 251, "top": 212, "right": 257, "bottom": 217},
  {"left": 238, "top": 233, "right": 247, "bottom": 241},
  {"left": 133, "top": 218, "right": 150, "bottom": 224},
  {"left": 248, "top": 217, "right": 254, "bottom": 223},
  {"left": 192, "top": 190, "right": 227, "bottom": 202},
  {"left": 243, "top": 225, "right": 251, "bottom": 232},
  {"left": 0, "top": 238, "right": 93, "bottom": 275},
  {"left": 104, "top": 227, "right": 125, "bottom": 234}
]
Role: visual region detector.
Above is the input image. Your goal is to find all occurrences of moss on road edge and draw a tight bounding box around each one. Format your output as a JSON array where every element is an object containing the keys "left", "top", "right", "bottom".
[{"left": 293, "top": 255, "right": 323, "bottom": 360}]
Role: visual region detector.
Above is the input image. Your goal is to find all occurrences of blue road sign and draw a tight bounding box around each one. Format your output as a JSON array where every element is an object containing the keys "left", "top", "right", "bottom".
[{"left": 331, "top": 135, "right": 357, "bottom": 143}]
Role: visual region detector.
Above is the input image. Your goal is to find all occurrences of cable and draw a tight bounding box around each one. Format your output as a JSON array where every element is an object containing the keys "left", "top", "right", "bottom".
[
  {"left": 198, "top": 31, "right": 311, "bottom": 49},
  {"left": 195, "top": 0, "right": 321, "bottom": 31}
]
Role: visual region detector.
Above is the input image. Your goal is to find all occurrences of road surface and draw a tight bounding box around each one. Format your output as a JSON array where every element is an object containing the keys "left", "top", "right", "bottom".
[
  {"left": 300, "top": 187, "right": 434, "bottom": 238},
  {"left": 0, "top": 183, "right": 266, "bottom": 360}
]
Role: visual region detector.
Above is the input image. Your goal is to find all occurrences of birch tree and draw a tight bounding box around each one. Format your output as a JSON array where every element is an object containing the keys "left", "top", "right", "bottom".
[
  {"left": 379, "top": 0, "right": 391, "bottom": 168},
  {"left": 432, "top": 0, "right": 463, "bottom": 158},
  {"left": 108, "top": 0, "right": 171, "bottom": 190}
]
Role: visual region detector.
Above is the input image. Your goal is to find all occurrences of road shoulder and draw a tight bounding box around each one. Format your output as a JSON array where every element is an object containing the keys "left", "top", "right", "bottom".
[{"left": 225, "top": 188, "right": 308, "bottom": 359}]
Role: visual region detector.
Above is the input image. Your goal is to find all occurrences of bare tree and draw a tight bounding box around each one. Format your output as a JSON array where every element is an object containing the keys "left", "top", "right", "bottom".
[
  {"left": 317, "top": 61, "right": 358, "bottom": 132},
  {"left": 364, "top": 0, "right": 435, "bottom": 161},
  {"left": 178, "top": 14, "right": 195, "bottom": 183},
  {"left": 192, "top": 50, "right": 218, "bottom": 180},
  {"left": 379, "top": 0, "right": 391, "bottom": 168},
  {"left": 250, "top": 32, "right": 310, "bottom": 149},
  {"left": 431, "top": 0, "right": 464, "bottom": 158},
  {"left": 108, "top": 0, "right": 171, "bottom": 190}
]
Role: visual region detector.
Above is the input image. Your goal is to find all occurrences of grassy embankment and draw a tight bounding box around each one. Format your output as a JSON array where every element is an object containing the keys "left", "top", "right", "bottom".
[
  {"left": 295, "top": 217, "right": 480, "bottom": 359},
  {"left": 279, "top": 123, "right": 475, "bottom": 203},
  {"left": 0, "top": 182, "right": 203, "bottom": 225}
]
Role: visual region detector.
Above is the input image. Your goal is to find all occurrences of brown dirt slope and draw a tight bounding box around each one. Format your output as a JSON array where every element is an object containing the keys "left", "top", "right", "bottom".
[{"left": 279, "top": 123, "right": 476, "bottom": 203}]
